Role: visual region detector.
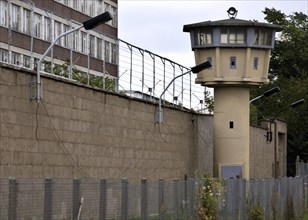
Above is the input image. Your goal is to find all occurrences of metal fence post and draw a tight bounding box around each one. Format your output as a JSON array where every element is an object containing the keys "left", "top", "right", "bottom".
[
  {"left": 44, "top": 178, "right": 52, "bottom": 220},
  {"left": 158, "top": 178, "right": 165, "bottom": 220},
  {"left": 8, "top": 178, "right": 17, "bottom": 220},
  {"left": 173, "top": 179, "right": 179, "bottom": 220},
  {"left": 188, "top": 178, "right": 195, "bottom": 219},
  {"left": 122, "top": 178, "right": 128, "bottom": 220},
  {"left": 99, "top": 179, "right": 107, "bottom": 220},
  {"left": 72, "top": 179, "right": 81, "bottom": 220},
  {"left": 141, "top": 178, "right": 148, "bottom": 220}
]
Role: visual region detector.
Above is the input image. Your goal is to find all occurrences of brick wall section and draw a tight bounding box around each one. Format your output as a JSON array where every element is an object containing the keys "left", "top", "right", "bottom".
[
  {"left": 0, "top": 65, "right": 287, "bottom": 179},
  {"left": 249, "top": 125, "right": 275, "bottom": 178},
  {"left": 0, "top": 64, "right": 213, "bottom": 180}
]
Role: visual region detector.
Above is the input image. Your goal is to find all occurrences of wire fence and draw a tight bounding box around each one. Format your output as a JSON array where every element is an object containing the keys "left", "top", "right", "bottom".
[
  {"left": 1, "top": 37, "right": 208, "bottom": 112},
  {"left": 118, "top": 39, "right": 207, "bottom": 113},
  {"left": 1, "top": 176, "right": 307, "bottom": 220}
]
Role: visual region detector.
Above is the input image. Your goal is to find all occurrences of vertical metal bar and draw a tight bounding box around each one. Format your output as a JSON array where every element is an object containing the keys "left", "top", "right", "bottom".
[
  {"left": 8, "top": 178, "right": 17, "bottom": 220},
  {"left": 190, "top": 70, "right": 192, "bottom": 109},
  {"left": 141, "top": 178, "right": 148, "bottom": 220},
  {"left": 99, "top": 179, "right": 107, "bottom": 220},
  {"left": 173, "top": 179, "right": 179, "bottom": 220},
  {"left": 138, "top": 49, "right": 145, "bottom": 94},
  {"left": 44, "top": 178, "right": 52, "bottom": 220},
  {"left": 179, "top": 66, "right": 184, "bottom": 105},
  {"left": 121, "top": 178, "right": 128, "bottom": 220},
  {"left": 152, "top": 55, "right": 156, "bottom": 96},
  {"left": 128, "top": 44, "right": 133, "bottom": 92},
  {"left": 72, "top": 179, "right": 81, "bottom": 220},
  {"left": 158, "top": 178, "right": 165, "bottom": 220},
  {"left": 167, "top": 60, "right": 175, "bottom": 104},
  {"left": 160, "top": 58, "right": 166, "bottom": 101}
]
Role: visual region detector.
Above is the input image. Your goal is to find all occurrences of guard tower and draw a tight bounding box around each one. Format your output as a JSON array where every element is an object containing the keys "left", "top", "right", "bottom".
[{"left": 183, "top": 8, "right": 282, "bottom": 179}]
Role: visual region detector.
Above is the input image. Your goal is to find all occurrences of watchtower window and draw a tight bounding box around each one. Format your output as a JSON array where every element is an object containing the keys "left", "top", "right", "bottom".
[
  {"left": 221, "top": 28, "right": 246, "bottom": 44},
  {"left": 194, "top": 28, "right": 212, "bottom": 46},
  {"left": 254, "top": 28, "right": 272, "bottom": 46},
  {"left": 253, "top": 57, "right": 258, "bottom": 70},
  {"left": 230, "top": 57, "right": 236, "bottom": 69}
]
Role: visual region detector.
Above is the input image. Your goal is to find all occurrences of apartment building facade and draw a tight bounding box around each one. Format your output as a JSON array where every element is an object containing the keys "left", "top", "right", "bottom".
[{"left": 0, "top": 0, "right": 118, "bottom": 79}]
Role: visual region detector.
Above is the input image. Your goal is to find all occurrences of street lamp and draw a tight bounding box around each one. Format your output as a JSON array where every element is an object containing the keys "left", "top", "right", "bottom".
[
  {"left": 155, "top": 61, "right": 212, "bottom": 123},
  {"left": 267, "top": 98, "right": 305, "bottom": 178},
  {"left": 249, "top": 86, "right": 280, "bottom": 104},
  {"left": 32, "top": 12, "right": 112, "bottom": 101}
]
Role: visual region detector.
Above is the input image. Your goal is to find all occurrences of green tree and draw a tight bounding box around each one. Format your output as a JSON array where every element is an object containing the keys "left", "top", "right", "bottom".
[
  {"left": 42, "top": 60, "right": 116, "bottom": 92},
  {"left": 204, "top": 89, "right": 214, "bottom": 114},
  {"left": 250, "top": 8, "right": 308, "bottom": 176}
]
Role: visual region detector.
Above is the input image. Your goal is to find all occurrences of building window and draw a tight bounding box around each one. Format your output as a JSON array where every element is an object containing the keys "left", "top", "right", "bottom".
[
  {"left": 110, "top": 5, "right": 117, "bottom": 27},
  {"left": 111, "top": 43, "right": 116, "bottom": 64},
  {"left": 11, "top": 52, "right": 21, "bottom": 66},
  {"left": 44, "top": 17, "right": 51, "bottom": 41},
  {"left": 72, "top": 31, "right": 79, "bottom": 51},
  {"left": 89, "top": 35, "right": 95, "bottom": 57},
  {"left": 105, "top": 41, "right": 110, "bottom": 62},
  {"left": 43, "top": 61, "right": 51, "bottom": 73},
  {"left": 11, "top": 4, "right": 20, "bottom": 31},
  {"left": 63, "top": 25, "right": 70, "bottom": 47},
  {"left": 194, "top": 28, "right": 212, "bottom": 46},
  {"left": 253, "top": 57, "right": 258, "bottom": 70},
  {"left": 80, "top": 0, "right": 86, "bottom": 13},
  {"left": 23, "top": 55, "right": 31, "bottom": 68},
  {"left": 73, "top": 0, "right": 78, "bottom": 10},
  {"left": 81, "top": 32, "right": 87, "bottom": 53},
  {"left": 230, "top": 56, "right": 236, "bottom": 69},
  {"left": 96, "top": 0, "right": 103, "bottom": 15},
  {"left": 23, "top": 8, "right": 31, "bottom": 35},
  {"left": 0, "top": 0, "right": 8, "bottom": 27},
  {"left": 229, "top": 121, "right": 234, "bottom": 129},
  {"left": 63, "top": 0, "right": 69, "bottom": 6},
  {"left": 0, "top": 48, "right": 8, "bottom": 63},
  {"left": 221, "top": 28, "right": 246, "bottom": 44},
  {"left": 34, "top": 13, "right": 42, "bottom": 38},
  {"left": 54, "top": 21, "right": 62, "bottom": 45},
  {"left": 104, "top": 2, "right": 111, "bottom": 26},
  {"left": 97, "top": 38, "right": 103, "bottom": 59},
  {"left": 254, "top": 28, "right": 272, "bottom": 46},
  {"left": 88, "top": 1, "right": 95, "bottom": 17},
  {"left": 34, "top": 57, "right": 39, "bottom": 70}
]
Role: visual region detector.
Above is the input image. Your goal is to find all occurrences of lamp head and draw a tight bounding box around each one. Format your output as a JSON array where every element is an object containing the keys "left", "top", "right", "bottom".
[
  {"left": 83, "top": 12, "right": 112, "bottom": 30},
  {"left": 290, "top": 99, "right": 305, "bottom": 108},
  {"left": 263, "top": 86, "right": 280, "bottom": 97},
  {"left": 191, "top": 61, "right": 212, "bottom": 73}
]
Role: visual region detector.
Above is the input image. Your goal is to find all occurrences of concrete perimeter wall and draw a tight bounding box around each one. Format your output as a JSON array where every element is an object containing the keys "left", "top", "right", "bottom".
[
  {"left": 0, "top": 64, "right": 286, "bottom": 180},
  {"left": 0, "top": 65, "right": 213, "bottom": 180}
]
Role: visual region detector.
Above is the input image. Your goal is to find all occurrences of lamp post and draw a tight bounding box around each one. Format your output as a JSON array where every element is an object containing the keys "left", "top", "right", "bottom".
[
  {"left": 33, "top": 12, "right": 112, "bottom": 101},
  {"left": 249, "top": 86, "right": 280, "bottom": 104},
  {"left": 155, "top": 61, "right": 212, "bottom": 123},
  {"left": 268, "top": 98, "right": 305, "bottom": 178}
]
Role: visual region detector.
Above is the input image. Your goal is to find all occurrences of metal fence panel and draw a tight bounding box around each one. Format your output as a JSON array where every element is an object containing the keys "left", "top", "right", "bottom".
[{"left": 0, "top": 176, "right": 305, "bottom": 220}]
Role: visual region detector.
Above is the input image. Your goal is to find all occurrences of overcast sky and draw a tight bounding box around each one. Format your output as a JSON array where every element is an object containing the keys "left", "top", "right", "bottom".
[{"left": 118, "top": 0, "right": 308, "bottom": 67}]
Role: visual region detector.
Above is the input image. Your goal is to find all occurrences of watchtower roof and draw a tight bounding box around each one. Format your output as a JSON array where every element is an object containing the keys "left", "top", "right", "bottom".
[{"left": 183, "top": 18, "right": 283, "bottom": 32}]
